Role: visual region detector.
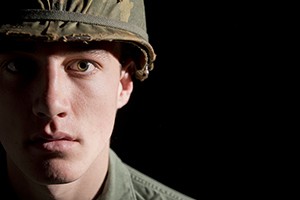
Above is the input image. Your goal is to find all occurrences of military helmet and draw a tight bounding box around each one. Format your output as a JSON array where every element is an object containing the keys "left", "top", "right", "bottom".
[{"left": 0, "top": 0, "right": 156, "bottom": 81}]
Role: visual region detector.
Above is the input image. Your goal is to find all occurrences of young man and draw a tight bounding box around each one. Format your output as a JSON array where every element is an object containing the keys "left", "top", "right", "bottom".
[{"left": 0, "top": 0, "right": 194, "bottom": 199}]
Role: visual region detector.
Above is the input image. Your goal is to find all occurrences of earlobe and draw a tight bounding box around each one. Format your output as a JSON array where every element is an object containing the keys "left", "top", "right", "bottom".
[{"left": 117, "top": 61, "right": 134, "bottom": 109}]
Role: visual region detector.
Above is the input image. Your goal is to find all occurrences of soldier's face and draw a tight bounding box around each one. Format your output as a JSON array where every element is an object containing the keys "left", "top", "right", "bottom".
[{"left": 0, "top": 41, "right": 133, "bottom": 184}]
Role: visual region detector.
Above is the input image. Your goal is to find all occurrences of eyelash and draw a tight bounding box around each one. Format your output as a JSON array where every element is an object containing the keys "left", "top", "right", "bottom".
[{"left": 67, "top": 60, "right": 99, "bottom": 74}]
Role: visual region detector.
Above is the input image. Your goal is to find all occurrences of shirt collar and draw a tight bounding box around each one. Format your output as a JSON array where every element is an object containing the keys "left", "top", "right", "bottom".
[{"left": 98, "top": 149, "right": 137, "bottom": 200}]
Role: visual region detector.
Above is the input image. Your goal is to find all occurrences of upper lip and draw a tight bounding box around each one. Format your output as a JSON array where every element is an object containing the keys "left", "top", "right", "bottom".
[{"left": 30, "top": 131, "right": 76, "bottom": 143}]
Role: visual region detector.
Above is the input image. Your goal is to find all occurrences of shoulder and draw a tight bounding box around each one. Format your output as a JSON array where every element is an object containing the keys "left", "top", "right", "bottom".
[
  {"left": 125, "top": 164, "right": 195, "bottom": 200},
  {"left": 107, "top": 149, "right": 195, "bottom": 200}
]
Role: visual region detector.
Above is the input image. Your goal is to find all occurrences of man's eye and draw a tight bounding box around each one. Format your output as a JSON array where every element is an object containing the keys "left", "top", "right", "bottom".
[
  {"left": 69, "top": 60, "right": 97, "bottom": 73},
  {"left": 4, "top": 59, "right": 35, "bottom": 74},
  {"left": 6, "top": 60, "right": 22, "bottom": 73}
]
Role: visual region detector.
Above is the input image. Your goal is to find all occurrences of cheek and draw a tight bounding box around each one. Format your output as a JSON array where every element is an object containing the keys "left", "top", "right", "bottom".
[
  {"left": 0, "top": 93, "right": 29, "bottom": 135},
  {"left": 0, "top": 101, "right": 24, "bottom": 158},
  {"left": 73, "top": 82, "right": 119, "bottom": 141}
]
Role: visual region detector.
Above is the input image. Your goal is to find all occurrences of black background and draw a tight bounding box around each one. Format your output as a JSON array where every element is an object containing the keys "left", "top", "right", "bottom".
[
  {"left": 0, "top": 1, "right": 293, "bottom": 199},
  {"left": 111, "top": 1, "right": 292, "bottom": 200}
]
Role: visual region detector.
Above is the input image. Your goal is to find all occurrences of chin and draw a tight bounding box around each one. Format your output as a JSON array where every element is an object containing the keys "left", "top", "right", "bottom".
[{"left": 31, "top": 159, "right": 83, "bottom": 185}]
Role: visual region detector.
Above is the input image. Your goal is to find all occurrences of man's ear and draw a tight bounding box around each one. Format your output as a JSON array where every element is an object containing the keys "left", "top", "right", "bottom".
[{"left": 117, "top": 60, "right": 134, "bottom": 109}]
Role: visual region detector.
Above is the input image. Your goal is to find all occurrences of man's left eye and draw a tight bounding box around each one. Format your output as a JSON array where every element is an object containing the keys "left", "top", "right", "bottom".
[{"left": 69, "top": 60, "right": 96, "bottom": 73}]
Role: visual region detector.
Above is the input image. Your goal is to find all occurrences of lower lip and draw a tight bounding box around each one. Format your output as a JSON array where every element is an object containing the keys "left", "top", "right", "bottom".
[{"left": 31, "top": 140, "right": 77, "bottom": 153}]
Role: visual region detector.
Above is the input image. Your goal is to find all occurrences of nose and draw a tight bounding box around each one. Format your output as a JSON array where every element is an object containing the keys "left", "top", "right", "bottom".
[{"left": 32, "top": 61, "right": 70, "bottom": 119}]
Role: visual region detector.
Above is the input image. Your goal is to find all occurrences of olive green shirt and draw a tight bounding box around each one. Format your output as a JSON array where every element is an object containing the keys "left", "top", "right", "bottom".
[{"left": 98, "top": 149, "right": 195, "bottom": 200}]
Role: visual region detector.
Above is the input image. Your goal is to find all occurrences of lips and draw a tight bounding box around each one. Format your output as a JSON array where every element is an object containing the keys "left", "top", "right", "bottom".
[{"left": 29, "top": 132, "right": 78, "bottom": 153}]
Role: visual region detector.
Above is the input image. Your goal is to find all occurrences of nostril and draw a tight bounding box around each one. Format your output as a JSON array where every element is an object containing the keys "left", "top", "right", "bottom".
[
  {"left": 35, "top": 111, "right": 67, "bottom": 118},
  {"left": 57, "top": 112, "right": 67, "bottom": 118},
  {"left": 36, "top": 112, "right": 48, "bottom": 118}
]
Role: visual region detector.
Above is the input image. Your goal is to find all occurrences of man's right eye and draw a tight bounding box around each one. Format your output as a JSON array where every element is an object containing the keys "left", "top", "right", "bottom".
[
  {"left": 4, "top": 59, "right": 36, "bottom": 75},
  {"left": 6, "top": 60, "right": 20, "bottom": 73}
]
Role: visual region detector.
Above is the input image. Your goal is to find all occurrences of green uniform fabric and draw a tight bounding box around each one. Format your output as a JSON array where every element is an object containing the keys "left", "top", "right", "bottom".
[{"left": 98, "top": 149, "right": 196, "bottom": 200}]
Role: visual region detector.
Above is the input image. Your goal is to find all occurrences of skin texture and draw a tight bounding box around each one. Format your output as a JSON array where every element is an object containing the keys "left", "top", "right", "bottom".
[{"left": 0, "top": 41, "right": 134, "bottom": 200}]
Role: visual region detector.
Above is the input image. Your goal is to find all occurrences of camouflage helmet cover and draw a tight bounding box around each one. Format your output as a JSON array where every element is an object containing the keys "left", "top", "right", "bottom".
[{"left": 0, "top": 0, "right": 156, "bottom": 81}]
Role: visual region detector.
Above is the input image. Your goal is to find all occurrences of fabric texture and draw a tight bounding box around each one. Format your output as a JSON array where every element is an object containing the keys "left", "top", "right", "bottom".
[{"left": 97, "top": 149, "right": 196, "bottom": 200}]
